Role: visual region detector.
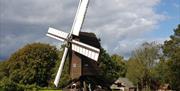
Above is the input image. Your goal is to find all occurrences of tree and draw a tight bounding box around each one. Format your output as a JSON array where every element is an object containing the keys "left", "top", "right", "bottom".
[
  {"left": 163, "top": 24, "right": 180, "bottom": 90},
  {"left": 111, "top": 54, "right": 127, "bottom": 77},
  {"left": 153, "top": 59, "right": 171, "bottom": 85},
  {"left": 5, "top": 43, "right": 59, "bottom": 87},
  {"left": 126, "top": 42, "right": 161, "bottom": 90},
  {"left": 99, "top": 48, "right": 126, "bottom": 82},
  {"left": 0, "top": 61, "right": 9, "bottom": 81}
]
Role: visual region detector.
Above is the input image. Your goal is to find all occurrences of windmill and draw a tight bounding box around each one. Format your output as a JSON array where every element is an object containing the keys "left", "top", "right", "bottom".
[{"left": 46, "top": 0, "right": 100, "bottom": 87}]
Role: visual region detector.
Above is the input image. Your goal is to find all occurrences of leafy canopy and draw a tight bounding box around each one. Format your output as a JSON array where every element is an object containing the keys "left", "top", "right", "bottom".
[
  {"left": 3, "top": 43, "right": 59, "bottom": 87},
  {"left": 163, "top": 24, "right": 180, "bottom": 90}
]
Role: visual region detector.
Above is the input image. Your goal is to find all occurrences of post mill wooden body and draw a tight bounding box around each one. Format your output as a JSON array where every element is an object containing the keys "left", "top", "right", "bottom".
[{"left": 70, "top": 32, "right": 100, "bottom": 79}]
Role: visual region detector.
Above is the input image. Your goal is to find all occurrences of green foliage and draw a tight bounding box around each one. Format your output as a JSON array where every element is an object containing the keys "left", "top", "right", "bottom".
[
  {"left": 0, "top": 43, "right": 59, "bottom": 90},
  {"left": 153, "top": 59, "right": 171, "bottom": 84},
  {"left": 0, "top": 77, "right": 18, "bottom": 91},
  {"left": 111, "top": 54, "right": 127, "bottom": 77},
  {"left": 0, "top": 77, "right": 39, "bottom": 91},
  {"left": 126, "top": 42, "right": 161, "bottom": 90},
  {"left": 163, "top": 24, "right": 180, "bottom": 90},
  {"left": 98, "top": 48, "right": 127, "bottom": 82},
  {"left": 0, "top": 61, "right": 9, "bottom": 81}
]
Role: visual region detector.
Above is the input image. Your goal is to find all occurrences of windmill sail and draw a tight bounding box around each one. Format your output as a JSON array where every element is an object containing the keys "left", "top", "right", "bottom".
[
  {"left": 46, "top": 27, "right": 69, "bottom": 42},
  {"left": 70, "top": 0, "right": 89, "bottom": 36},
  {"left": 71, "top": 40, "right": 100, "bottom": 61},
  {"left": 54, "top": 47, "right": 68, "bottom": 87}
]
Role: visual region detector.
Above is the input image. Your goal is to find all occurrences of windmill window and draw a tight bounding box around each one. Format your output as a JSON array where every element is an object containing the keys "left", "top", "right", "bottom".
[
  {"left": 84, "top": 64, "right": 88, "bottom": 67},
  {"left": 73, "top": 64, "right": 76, "bottom": 67}
]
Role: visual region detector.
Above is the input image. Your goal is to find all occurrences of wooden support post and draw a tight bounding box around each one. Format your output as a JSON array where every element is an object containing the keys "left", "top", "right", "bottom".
[{"left": 83, "top": 81, "right": 87, "bottom": 91}]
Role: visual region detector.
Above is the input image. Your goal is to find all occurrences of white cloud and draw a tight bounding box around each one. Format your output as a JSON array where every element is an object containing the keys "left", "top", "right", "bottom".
[
  {"left": 0, "top": 0, "right": 167, "bottom": 60},
  {"left": 83, "top": 0, "right": 166, "bottom": 56},
  {"left": 112, "top": 37, "right": 169, "bottom": 59}
]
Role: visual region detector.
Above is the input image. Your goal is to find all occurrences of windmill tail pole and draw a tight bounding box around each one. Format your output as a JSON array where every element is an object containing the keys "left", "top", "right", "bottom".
[{"left": 54, "top": 47, "right": 68, "bottom": 87}]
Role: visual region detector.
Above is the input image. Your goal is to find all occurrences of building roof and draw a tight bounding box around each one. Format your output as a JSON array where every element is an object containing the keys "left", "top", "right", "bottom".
[
  {"left": 79, "top": 32, "right": 101, "bottom": 48},
  {"left": 159, "top": 84, "right": 171, "bottom": 90},
  {"left": 111, "top": 77, "right": 135, "bottom": 89}
]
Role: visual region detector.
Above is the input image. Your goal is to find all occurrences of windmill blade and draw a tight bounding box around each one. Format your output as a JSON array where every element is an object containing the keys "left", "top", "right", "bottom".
[
  {"left": 54, "top": 47, "right": 68, "bottom": 87},
  {"left": 71, "top": 40, "right": 100, "bottom": 61},
  {"left": 70, "top": 0, "right": 89, "bottom": 36},
  {"left": 46, "top": 27, "right": 69, "bottom": 42}
]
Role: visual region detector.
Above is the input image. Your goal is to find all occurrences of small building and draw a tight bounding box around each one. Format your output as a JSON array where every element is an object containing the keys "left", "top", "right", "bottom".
[
  {"left": 158, "top": 84, "right": 173, "bottom": 91},
  {"left": 110, "top": 78, "right": 136, "bottom": 91}
]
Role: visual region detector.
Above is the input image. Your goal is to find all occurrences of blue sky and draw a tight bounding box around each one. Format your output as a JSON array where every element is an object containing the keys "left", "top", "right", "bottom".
[
  {"left": 152, "top": 0, "right": 179, "bottom": 37},
  {"left": 0, "top": 0, "right": 180, "bottom": 60}
]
